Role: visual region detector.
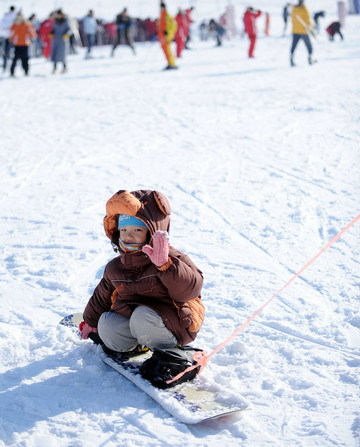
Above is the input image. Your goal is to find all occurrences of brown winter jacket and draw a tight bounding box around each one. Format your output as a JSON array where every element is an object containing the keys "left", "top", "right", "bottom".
[{"left": 83, "top": 190, "right": 205, "bottom": 345}]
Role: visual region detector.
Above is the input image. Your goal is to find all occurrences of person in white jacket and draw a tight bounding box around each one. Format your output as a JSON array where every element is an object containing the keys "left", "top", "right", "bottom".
[
  {"left": 0, "top": 5, "right": 16, "bottom": 71},
  {"left": 82, "top": 9, "right": 97, "bottom": 57}
]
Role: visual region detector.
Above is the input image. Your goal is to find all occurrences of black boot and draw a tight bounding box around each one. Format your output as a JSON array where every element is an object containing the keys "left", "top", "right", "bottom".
[
  {"left": 88, "top": 332, "right": 104, "bottom": 345},
  {"left": 102, "top": 344, "right": 149, "bottom": 363}
]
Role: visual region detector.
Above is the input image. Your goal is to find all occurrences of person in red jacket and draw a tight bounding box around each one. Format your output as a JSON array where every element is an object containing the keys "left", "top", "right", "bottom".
[
  {"left": 9, "top": 12, "right": 36, "bottom": 76},
  {"left": 175, "top": 9, "right": 186, "bottom": 57},
  {"left": 243, "top": 7, "right": 262, "bottom": 58},
  {"left": 184, "top": 6, "right": 194, "bottom": 49},
  {"left": 38, "top": 12, "right": 55, "bottom": 59}
]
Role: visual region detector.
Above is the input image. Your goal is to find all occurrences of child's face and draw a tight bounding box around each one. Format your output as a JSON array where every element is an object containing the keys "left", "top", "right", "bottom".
[{"left": 119, "top": 225, "right": 148, "bottom": 244}]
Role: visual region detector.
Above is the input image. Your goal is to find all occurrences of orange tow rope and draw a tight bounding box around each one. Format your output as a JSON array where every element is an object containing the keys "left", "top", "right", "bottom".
[{"left": 166, "top": 214, "right": 360, "bottom": 385}]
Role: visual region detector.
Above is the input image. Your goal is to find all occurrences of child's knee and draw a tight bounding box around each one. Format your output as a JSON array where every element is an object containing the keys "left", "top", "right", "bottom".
[
  {"left": 98, "top": 311, "right": 136, "bottom": 351},
  {"left": 131, "top": 306, "right": 165, "bottom": 328},
  {"left": 130, "top": 306, "right": 178, "bottom": 349}
]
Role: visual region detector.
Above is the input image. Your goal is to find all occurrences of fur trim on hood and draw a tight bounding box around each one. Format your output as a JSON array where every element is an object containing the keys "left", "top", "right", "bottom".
[{"left": 103, "top": 189, "right": 171, "bottom": 239}]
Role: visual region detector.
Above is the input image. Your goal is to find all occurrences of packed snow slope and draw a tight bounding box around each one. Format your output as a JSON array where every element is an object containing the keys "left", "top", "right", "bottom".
[{"left": 0, "top": 1, "right": 359, "bottom": 446}]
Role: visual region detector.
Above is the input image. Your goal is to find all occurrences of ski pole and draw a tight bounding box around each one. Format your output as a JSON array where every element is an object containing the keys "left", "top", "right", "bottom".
[{"left": 295, "top": 14, "right": 317, "bottom": 39}]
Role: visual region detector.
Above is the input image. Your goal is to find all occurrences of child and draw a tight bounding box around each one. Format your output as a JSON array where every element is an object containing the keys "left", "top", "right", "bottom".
[{"left": 80, "top": 189, "right": 205, "bottom": 354}]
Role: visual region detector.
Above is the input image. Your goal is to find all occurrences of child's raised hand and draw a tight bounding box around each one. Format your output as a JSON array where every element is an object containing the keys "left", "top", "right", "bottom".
[{"left": 142, "top": 230, "right": 170, "bottom": 267}]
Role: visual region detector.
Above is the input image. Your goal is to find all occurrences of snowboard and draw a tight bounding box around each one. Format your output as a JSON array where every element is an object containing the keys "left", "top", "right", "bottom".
[{"left": 59, "top": 312, "right": 248, "bottom": 424}]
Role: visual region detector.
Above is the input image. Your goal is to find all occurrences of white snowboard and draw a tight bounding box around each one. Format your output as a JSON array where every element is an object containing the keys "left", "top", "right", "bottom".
[{"left": 59, "top": 312, "right": 248, "bottom": 424}]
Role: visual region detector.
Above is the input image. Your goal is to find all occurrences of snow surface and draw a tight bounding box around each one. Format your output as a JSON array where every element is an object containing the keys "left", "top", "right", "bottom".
[{"left": 1, "top": 1, "right": 359, "bottom": 446}]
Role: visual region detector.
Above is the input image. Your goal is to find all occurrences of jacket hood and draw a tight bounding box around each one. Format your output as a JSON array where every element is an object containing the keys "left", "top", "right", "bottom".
[{"left": 103, "top": 189, "right": 171, "bottom": 239}]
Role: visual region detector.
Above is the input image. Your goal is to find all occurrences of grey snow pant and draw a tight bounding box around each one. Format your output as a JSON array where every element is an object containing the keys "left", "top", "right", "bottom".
[{"left": 97, "top": 306, "right": 178, "bottom": 352}]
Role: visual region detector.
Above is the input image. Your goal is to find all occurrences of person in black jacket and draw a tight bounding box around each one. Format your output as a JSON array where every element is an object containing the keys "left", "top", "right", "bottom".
[
  {"left": 326, "top": 21, "right": 343, "bottom": 41},
  {"left": 111, "top": 8, "right": 136, "bottom": 56},
  {"left": 313, "top": 10, "right": 325, "bottom": 32},
  {"left": 282, "top": 3, "right": 291, "bottom": 35}
]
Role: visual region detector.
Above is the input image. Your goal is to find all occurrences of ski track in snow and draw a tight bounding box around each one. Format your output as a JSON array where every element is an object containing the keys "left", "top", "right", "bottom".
[{"left": 0, "top": 1, "right": 359, "bottom": 446}]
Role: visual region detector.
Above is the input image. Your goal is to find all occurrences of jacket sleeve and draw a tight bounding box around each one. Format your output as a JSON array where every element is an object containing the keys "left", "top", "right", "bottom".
[
  {"left": 29, "top": 24, "right": 36, "bottom": 40},
  {"left": 63, "top": 21, "right": 70, "bottom": 35},
  {"left": 83, "top": 265, "right": 115, "bottom": 327},
  {"left": 166, "top": 14, "right": 178, "bottom": 41},
  {"left": 156, "top": 249, "right": 203, "bottom": 303},
  {"left": 9, "top": 24, "right": 15, "bottom": 42},
  {"left": 304, "top": 8, "right": 312, "bottom": 27}
]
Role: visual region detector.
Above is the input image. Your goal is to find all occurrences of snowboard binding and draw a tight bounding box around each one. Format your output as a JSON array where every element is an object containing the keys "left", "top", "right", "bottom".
[{"left": 139, "top": 346, "right": 204, "bottom": 389}]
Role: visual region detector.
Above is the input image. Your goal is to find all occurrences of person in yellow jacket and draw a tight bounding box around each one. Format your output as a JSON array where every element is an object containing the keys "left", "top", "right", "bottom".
[
  {"left": 290, "top": 0, "right": 314, "bottom": 67},
  {"left": 157, "top": 2, "right": 178, "bottom": 70}
]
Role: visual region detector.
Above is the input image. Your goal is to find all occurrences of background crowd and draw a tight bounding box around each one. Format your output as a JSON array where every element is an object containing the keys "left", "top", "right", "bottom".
[{"left": 0, "top": 1, "right": 351, "bottom": 76}]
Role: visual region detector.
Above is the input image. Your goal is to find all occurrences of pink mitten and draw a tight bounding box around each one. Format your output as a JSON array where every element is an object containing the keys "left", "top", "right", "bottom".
[
  {"left": 142, "top": 230, "right": 170, "bottom": 267},
  {"left": 79, "top": 321, "right": 98, "bottom": 340}
]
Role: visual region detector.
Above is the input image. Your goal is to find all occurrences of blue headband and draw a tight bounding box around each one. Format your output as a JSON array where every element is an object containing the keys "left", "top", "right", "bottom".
[{"left": 118, "top": 214, "right": 148, "bottom": 229}]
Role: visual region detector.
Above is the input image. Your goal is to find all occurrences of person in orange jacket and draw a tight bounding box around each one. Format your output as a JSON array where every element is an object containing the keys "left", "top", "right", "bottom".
[
  {"left": 243, "top": 7, "right": 262, "bottom": 58},
  {"left": 9, "top": 12, "right": 36, "bottom": 76},
  {"left": 157, "top": 2, "right": 178, "bottom": 70}
]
